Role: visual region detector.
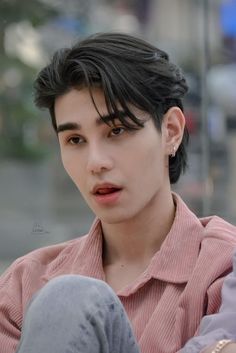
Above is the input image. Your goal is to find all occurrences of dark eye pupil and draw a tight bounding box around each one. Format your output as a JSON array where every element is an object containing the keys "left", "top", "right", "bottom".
[
  {"left": 113, "top": 128, "right": 121, "bottom": 135},
  {"left": 72, "top": 137, "right": 80, "bottom": 144}
]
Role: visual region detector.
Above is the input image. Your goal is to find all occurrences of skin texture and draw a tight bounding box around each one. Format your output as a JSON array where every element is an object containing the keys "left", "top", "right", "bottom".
[
  {"left": 55, "top": 87, "right": 186, "bottom": 291},
  {"left": 55, "top": 87, "right": 184, "bottom": 225}
]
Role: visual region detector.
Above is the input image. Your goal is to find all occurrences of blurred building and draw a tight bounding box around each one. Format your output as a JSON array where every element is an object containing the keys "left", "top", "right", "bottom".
[{"left": 1, "top": 0, "right": 236, "bottom": 273}]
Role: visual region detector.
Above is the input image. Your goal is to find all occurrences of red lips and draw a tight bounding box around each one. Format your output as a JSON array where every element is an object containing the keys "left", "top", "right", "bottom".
[
  {"left": 96, "top": 187, "right": 120, "bottom": 195},
  {"left": 92, "top": 183, "right": 122, "bottom": 195},
  {"left": 91, "top": 183, "right": 122, "bottom": 205}
]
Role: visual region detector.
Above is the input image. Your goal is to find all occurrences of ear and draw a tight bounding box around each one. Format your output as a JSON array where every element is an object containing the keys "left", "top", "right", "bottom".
[{"left": 162, "top": 106, "right": 186, "bottom": 156}]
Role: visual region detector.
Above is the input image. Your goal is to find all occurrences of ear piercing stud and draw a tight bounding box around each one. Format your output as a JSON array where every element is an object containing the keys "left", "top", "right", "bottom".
[{"left": 170, "top": 145, "right": 176, "bottom": 158}]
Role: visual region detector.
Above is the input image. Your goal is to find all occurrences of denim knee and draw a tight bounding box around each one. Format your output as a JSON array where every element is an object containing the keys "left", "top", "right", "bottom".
[{"left": 26, "top": 275, "right": 120, "bottom": 321}]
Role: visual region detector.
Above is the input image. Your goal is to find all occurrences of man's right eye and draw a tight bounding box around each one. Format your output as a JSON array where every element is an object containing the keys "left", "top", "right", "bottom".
[{"left": 67, "top": 136, "right": 84, "bottom": 145}]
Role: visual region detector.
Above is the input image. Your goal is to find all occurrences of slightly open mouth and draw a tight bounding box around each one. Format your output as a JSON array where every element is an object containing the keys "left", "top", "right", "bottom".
[{"left": 96, "top": 187, "right": 121, "bottom": 196}]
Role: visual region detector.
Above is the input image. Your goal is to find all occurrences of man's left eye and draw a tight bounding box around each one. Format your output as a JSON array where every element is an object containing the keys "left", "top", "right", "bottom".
[{"left": 110, "top": 127, "right": 125, "bottom": 136}]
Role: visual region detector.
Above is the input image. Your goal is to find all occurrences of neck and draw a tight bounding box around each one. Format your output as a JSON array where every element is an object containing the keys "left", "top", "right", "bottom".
[{"left": 102, "top": 190, "right": 175, "bottom": 267}]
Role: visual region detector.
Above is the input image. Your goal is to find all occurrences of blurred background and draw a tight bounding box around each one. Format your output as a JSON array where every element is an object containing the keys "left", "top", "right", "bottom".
[{"left": 0, "top": 0, "right": 236, "bottom": 274}]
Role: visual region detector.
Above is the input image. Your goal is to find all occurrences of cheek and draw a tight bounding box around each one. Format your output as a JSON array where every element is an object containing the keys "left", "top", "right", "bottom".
[
  {"left": 143, "top": 141, "right": 164, "bottom": 169},
  {"left": 60, "top": 151, "right": 71, "bottom": 173},
  {"left": 61, "top": 152, "right": 80, "bottom": 184},
  {"left": 139, "top": 142, "right": 166, "bottom": 186}
]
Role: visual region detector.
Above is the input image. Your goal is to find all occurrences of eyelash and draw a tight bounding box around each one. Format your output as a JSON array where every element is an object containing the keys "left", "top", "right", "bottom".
[
  {"left": 66, "top": 136, "right": 85, "bottom": 145},
  {"left": 65, "top": 126, "right": 130, "bottom": 146},
  {"left": 109, "top": 126, "right": 126, "bottom": 137}
]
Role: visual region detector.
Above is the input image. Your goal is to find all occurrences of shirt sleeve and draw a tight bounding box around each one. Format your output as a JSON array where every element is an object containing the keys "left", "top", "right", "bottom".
[
  {"left": 0, "top": 257, "right": 44, "bottom": 353},
  {"left": 0, "top": 262, "right": 23, "bottom": 353},
  {"left": 180, "top": 250, "right": 236, "bottom": 353},
  {"left": 0, "top": 241, "right": 71, "bottom": 353}
]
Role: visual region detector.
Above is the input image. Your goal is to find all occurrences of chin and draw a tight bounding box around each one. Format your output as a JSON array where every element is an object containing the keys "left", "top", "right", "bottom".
[{"left": 97, "top": 211, "right": 134, "bottom": 225}]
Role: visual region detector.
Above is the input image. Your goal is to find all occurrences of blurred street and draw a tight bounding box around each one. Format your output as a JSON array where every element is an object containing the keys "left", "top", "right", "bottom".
[
  {"left": 0, "top": 157, "right": 94, "bottom": 274},
  {"left": 1, "top": 0, "right": 236, "bottom": 275}
]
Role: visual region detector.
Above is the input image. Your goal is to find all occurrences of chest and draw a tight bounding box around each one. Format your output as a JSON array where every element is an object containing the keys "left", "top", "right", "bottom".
[{"left": 118, "top": 280, "right": 212, "bottom": 353}]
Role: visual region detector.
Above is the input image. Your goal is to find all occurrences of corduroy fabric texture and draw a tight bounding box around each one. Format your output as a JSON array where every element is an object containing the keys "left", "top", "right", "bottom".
[{"left": 1, "top": 194, "right": 236, "bottom": 353}]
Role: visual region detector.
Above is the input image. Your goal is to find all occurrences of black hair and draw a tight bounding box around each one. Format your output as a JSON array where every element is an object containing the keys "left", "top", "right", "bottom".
[{"left": 34, "top": 32, "right": 189, "bottom": 183}]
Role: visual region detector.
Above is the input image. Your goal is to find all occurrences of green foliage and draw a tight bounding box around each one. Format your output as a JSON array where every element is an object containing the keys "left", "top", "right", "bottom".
[
  {"left": 0, "top": 0, "right": 57, "bottom": 27},
  {"left": 0, "top": 137, "right": 49, "bottom": 162},
  {"left": 0, "top": 0, "right": 59, "bottom": 161}
]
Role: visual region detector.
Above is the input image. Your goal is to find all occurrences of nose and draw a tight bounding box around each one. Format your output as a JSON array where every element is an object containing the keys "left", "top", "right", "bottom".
[{"left": 86, "top": 143, "right": 114, "bottom": 174}]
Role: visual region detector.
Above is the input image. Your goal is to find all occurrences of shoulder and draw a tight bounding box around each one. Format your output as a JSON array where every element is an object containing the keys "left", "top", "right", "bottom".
[
  {"left": 199, "top": 215, "right": 236, "bottom": 264},
  {"left": 0, "top": 218, "right": 101, "bottom": 300},
  {"left": 200, "top": 215, "right": 236, "bottom": 244},
  {"left": 1, "top": 233, "right": 89, "bottom": 280},
  {"left": 174, "top": 193, "right": 236, "bottom": 246},
  {"left": 191, "top": 216, "right": 236, "bottom": 313},
  {"left": 0, "top": 220, "right": 101, "bottom": 345},
  {"left": 183, "top": 215, "right": 236, "bottom": 306},
  {"left": 20, "top": 234, "right": 88, "bottom": 266},
  {"left": 0, "top": 234, "right": 89, "bottom": 308},
  {"left": 197, "top": 215, "right": 236, "bottom": 267}
]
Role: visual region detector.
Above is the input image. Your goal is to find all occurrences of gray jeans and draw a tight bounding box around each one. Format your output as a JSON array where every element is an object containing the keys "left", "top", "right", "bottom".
[
  {"left": 16, "top": 275, "right": 141, "bottom": 353},
  {"left": 15, "top": 273, "right": 236, "bottom": 353}
]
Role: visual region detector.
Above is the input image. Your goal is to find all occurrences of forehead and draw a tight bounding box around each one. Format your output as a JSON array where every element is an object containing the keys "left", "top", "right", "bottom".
[
  {"left": 55, "top": 87, "right": 150, "bottom": 132},
  {"left": 55, "top": 87, "right": 107, "bottom": 120},
  {"left": 54, "top": 88, "right": 114, "bottom": 134}
]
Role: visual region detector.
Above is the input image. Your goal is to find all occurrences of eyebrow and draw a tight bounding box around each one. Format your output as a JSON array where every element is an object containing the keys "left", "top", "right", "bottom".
[{"left": 56, "top": 111, "right": 127, "bottom": 134}]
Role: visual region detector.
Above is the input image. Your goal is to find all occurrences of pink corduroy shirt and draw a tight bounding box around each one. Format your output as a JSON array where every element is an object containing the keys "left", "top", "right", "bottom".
[{"left": 1, "top": 194, "right": 236, "bottom": 353}]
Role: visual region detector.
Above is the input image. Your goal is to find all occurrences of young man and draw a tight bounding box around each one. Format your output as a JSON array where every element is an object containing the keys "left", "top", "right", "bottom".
[{"left": 0, "top": 32, "right": 236, "bottom": 353}]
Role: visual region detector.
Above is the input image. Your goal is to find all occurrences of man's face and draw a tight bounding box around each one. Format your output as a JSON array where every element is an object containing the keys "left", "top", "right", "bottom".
[{"left": 55, "top": 87, "right": 170, "bottom": 224}]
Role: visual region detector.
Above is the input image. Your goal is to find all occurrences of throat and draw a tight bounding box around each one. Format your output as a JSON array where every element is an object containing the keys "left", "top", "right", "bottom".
[{"left": 104, "top": 259, "right": 150, "bottom": 292}]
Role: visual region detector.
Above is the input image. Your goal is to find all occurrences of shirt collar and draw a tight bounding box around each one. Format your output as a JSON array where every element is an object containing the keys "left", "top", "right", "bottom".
[
  {"left": 78, "top": 193, "right": 205, "bottom": 284},
  {"left": 76, "top": 219, "right": 106, "bottom": 280},
  {"left": 147, "top": 193, "right": 204, "bottom": 283}
]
